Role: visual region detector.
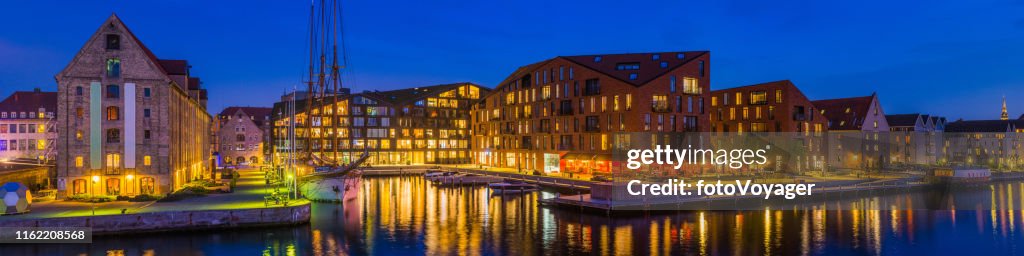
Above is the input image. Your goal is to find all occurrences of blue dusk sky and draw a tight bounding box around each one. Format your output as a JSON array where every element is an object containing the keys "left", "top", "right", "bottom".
[{"left": 1, "top": 0, "right": 1023, "bottom": 120}]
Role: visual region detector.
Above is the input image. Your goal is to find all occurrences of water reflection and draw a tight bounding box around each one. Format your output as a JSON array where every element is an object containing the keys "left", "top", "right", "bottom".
[{"left": 2, "top": 177, "right": 1024, "bottom": 255}]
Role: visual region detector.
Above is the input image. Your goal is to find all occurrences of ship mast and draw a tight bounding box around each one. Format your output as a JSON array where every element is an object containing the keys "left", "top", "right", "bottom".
[{"left": 304, "top": 0, "right": 348, "bottom": 165}]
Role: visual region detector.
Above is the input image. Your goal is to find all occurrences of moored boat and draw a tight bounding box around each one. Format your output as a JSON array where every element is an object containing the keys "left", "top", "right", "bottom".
[
  {"left": 488, "top": 181, "right": 539, "bottom": 194},
  {"left": 927, "top": 167, "right": 990, "bottom": 186}
]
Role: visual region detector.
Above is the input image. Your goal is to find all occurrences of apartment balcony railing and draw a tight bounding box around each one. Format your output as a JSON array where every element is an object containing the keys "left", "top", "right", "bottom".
[
  {"left": 558, "top": 108, "right": 574, "bottom": 116},
  {"left": 652, "top": 105, "right": 671, "bottom": 113}
]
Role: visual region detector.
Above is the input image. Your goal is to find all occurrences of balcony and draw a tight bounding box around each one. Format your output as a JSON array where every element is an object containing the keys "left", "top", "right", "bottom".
[
  {"left": 652, "top": 105, "right": 670, "bottom": 113},
  {"left": 793, "top": 113, "right": 807, "bottom": 121},
  {"left": 557, "top": 143, "right": 574, "bottom": 150},
  {"left": 558, "top": 108, "right": 574, "bottom": 116},
  {"left": 584, "top": 125, "right": 600, "bottom": 132}
]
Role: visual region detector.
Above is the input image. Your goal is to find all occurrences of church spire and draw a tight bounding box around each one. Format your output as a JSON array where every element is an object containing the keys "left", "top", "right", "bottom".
[{"left": 1001, "top": 95, "right": 1009, "bottom": 120}]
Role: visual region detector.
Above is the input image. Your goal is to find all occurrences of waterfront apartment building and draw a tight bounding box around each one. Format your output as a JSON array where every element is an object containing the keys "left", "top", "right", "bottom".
[
  {"left": 708, "top": 80, "right": 828, "bottom": 173},
  {"left": 54, "top": 14, "right": 211, "bottom": 197},
  {"left": 709, "top": 80, "right": 827, "bottom": 133},
  {"left": 885, "top": 113, "right": 943, "bottom": 166},
  {"left": 812, "top": 93, "right": 890, "bottom": 172},
  {"left": 215, "top": 107, "right": 272, "bottom": 166},
  {"left": 0, "top": 89, "right": 57, "bottom": 163},
  {"left": 270, "top": 83, "right": 486, "bottom": 166},
  {"left": 471, "top": 51, "right": 710, "bottom": 176},
  {"left": 944, "top": 120, "right": 1023, "bottom": 170}
]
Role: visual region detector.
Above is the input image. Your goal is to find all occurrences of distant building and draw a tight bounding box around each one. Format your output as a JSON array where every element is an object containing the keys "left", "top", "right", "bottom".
[
  {"left": 708, "top": 80, "right": 828, "bottom": 174},
  {"left": 885, "top": 113, "right": 942, "bottom": 165},
  {"left": 944, "top": 120, "right": 1022, "bottom": 170},
  {"left": 471, "top": 51, "right": 711, "bottom": 177},
  {"left": 1001, "top": 96, "right": 1009, "bottom": 120},
  {"left": 0, "top": 89, "right": 57, "bottom": 163},
  {"left": 709, "top": 80, "right": 827, "bottom": 133},
  {"left": 54, "top": 14, "right": 211, "bottom": 197},
  {"left": 215, "top": 107, "right": 272, "bottom": 166},
  {"left": 813, "top": 93, "right": 890, "bottom": 172},
  {"left": 271, "top": 83, "right": 487, "bottom": 167}
]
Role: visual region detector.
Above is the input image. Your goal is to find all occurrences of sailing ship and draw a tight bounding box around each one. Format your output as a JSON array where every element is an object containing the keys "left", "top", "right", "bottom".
[{"left": 290, "top": 0, "right": 365, "bottom": 202}]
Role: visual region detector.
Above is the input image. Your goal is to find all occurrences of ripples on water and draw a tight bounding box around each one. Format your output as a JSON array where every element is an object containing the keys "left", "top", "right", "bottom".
[{"left": 3, "top": 177, "right": 1024, "bottom": 255}]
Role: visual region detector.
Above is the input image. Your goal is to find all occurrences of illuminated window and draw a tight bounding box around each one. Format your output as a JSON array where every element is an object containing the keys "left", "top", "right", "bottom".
[
  {"left": 775, "top": 89, "right": 783, "bottom": 103},
  {"left": 682, "top": 77, "right": 700, "bottom": 94},
  {"left": 75, "top": 156, "right": 83, "bottom": 167},
  {"left": 144, "top": 156, "right": 151, "bottom": 166},
  {"left": 749, "top": 91, "right": 767, "bottom": 105},
  {"left": 106, "top": 106, "right": 119, "bottom": 120}
]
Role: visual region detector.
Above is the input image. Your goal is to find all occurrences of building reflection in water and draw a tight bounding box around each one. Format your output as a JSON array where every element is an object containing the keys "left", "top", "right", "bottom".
[{"left": 3, "top": 178, "right": 1024, "bottom": 255}]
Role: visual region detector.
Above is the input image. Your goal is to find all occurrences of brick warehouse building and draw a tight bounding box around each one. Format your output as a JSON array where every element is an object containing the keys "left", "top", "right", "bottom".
[
  {"left": 55, "top": 14, "right": 211, "bottom": 197},
  {"left": 471, "top": 51, "right": 710, "bottom": 177},
  {"left": 708, "top": 80, "right": 829, "bottom": 173},
  {"left": 812, "top": 93, "right": 890, "bottom": 171},
  {"left": 215, "top": 107, "right": 272, "bottom": 166},
  {"left": 271, "top": 83, "right": 486, "bottom": 166}
]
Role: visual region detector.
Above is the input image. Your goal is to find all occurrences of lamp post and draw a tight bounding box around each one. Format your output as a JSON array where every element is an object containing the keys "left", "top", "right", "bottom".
[{"left": 91, "top": 175, "right": 99, "bottom": 195}]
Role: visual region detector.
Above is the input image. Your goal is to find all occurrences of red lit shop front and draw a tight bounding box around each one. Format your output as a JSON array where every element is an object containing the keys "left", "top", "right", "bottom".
[{"left": 559, "top": 153, "right": 612, "bottom": 175}]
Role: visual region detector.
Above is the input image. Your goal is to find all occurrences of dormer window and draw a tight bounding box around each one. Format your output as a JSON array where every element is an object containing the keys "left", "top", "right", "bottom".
[
  {"left": 652, "top": 54, "right": 660, "bottom": 60},
  {"left": 106, "top": 34, "right": 120, "bottom": 50},
  {"left": 660, "top": 62, "right": 668, "bottom": 68},
  {"left": 594, "top": 56, "right": 602, "bottom": 62},
  {"left": 628, "top": 73, "right": 638, "bottom": 80},
  {"left": 676, "top": 53, "right": 685, "bottom": 59}
]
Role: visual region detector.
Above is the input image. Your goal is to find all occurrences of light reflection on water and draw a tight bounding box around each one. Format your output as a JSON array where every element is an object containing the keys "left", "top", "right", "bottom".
[{"left": 2, "top": 176, "right": 1024, "bottom": 255}]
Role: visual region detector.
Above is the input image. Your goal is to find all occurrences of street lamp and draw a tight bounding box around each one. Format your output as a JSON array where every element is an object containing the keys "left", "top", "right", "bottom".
[{"left": 91, "top": 175, "right": 99, "bottom": 195}]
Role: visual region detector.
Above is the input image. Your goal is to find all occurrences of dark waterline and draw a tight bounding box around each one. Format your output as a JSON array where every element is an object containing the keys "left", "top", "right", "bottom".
[{"left": 3, "top": 176, "right": 1023, "bottom": 255}]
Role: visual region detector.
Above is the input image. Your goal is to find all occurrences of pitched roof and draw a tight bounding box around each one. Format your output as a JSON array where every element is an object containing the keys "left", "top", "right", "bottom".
[
  {"left": 811, "top": 94, "right": 875, "bottom": 130},
  {"left": 561, "top": 51, "right": 708, "bottom": 86},
  {"left": 219, "top": 107, "right": 272, "bottom": 119},
  {"left": 0, "top": 90, "right": 57, "bottom": 115},
  {"left": 113, "top": 14, "right": 168, "bottom": 76},
  {"left": 885, "top": 114, "right": 921, "bottom": 127},
  {"left": 945, "top": 120, "right": 1014, "bottom": 133},
  {"left": 158, "top": 59, "right": 188, "bottom": 75},
  {"left": 490, "top": 51, "right": 708, "bottom": 92},
  {"left": 1019, "top": 113, "right": 1024, "bottom": 120},
  {"left": 188, "top": 77, "right": 201, "bottom": 90},
  {"left": 366, "top": 82, "right": 489, "bottom": 106},
  {"left": 220, "top": 107, "right": 273, "bottom": 127}
]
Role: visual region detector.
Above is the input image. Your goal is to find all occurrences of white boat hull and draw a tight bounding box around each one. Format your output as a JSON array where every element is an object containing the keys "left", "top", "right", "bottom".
[{"left": 300, "top": 177, "right": 360, "bottom": 202}]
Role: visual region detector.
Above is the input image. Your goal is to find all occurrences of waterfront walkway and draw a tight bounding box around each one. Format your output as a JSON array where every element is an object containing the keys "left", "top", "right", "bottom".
[{"left": 2, "top": 167, "right": 306, "bottom": 221}]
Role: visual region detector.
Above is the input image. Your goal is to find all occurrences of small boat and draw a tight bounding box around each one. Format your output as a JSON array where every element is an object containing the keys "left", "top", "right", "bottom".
[
  {"left": 426, "top": 172, "right": 462, "bottom": 182},
  {"left": 927, "top": 167, "right": 990, "bottom": 186},
  {"left": 425, "top": 171, "right": 454, "bottom": 179},
  {"left": 488, "top": 181, "right": 539, "bottom": 194}
]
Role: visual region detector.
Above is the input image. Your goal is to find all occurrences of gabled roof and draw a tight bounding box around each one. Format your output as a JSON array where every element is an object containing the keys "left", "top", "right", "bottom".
[
  {"left": 0, "top": 90, "right": 57, "bottom": 114},
  {"left": 885, "top": 114, "right": 921, "bottom": 127},
  {"left": 561, "top": 51, "right": 708, "bottom": 86},
  {"left": 113, "top": 14, "right": 168, "bottom": 76},
  {"left": 1019, "top": 113, "right": 1024, "bottom": 120},
  {"left": 220, "top": 107, "right": 273, "bottom": 128},
  {"left": 812, "top": 94, "right": 875, "bottom": 130},
  {"left": 945, "top": 120, "right": 1014, "bottom": 133}
]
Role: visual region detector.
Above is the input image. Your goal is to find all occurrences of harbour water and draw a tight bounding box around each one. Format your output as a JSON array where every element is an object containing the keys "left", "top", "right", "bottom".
[{"left": 3, "top": 176, "right": 1024, "bottom": 255}]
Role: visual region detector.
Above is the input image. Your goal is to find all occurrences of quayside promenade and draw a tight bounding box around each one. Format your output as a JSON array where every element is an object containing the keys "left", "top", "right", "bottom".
[{"left": 0, "top": 168, "right": 310, "bottom": 235}]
